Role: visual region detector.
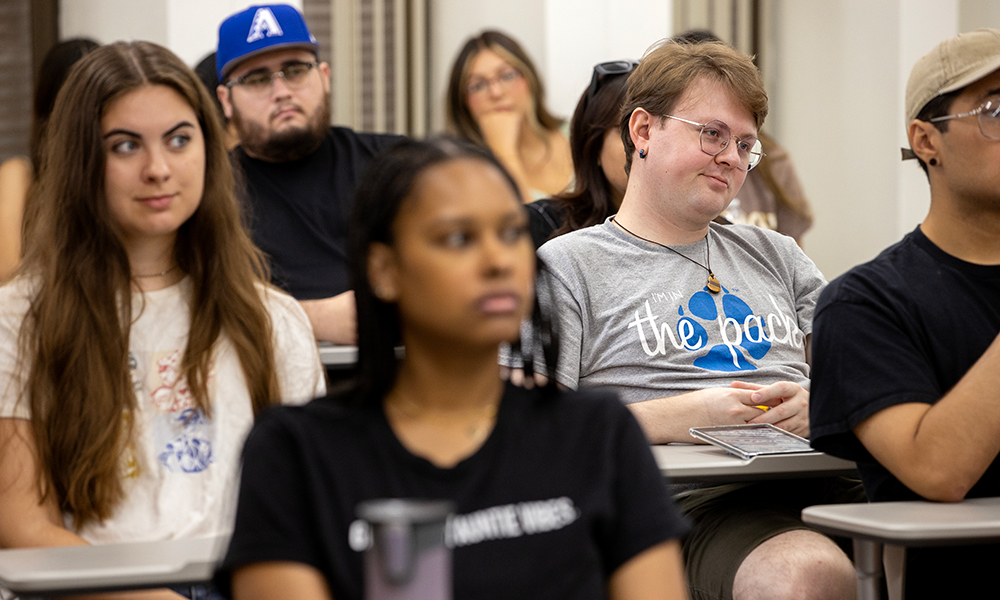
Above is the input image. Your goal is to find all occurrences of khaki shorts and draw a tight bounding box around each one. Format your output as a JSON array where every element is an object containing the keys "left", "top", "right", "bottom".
[{"left": 677, "top": 477, "right": 866, "bottom": 600}]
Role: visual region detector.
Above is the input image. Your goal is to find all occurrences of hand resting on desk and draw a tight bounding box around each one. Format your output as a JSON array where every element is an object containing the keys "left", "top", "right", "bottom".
[
  {"left": 628, "top": 381, "right": 809, "bottom": 444},
  {"left": 500, "top": 367, "right": 810, "bottom": 443},
  {"left": 299, "top": 290, "right": 357, "bottom": 345},
  {"left": 736, "top": 380, "right": 810, "bottom": 438}
]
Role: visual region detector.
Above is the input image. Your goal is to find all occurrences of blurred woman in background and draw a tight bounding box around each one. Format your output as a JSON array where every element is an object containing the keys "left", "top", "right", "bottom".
[{"left": 446, "top": 30, "right": 573, "bottom": 203}]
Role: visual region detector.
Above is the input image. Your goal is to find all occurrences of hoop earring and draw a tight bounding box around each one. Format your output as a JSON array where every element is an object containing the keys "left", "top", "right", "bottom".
[{"left": 638, "top": 148, "right": 647, "bottom": 159}]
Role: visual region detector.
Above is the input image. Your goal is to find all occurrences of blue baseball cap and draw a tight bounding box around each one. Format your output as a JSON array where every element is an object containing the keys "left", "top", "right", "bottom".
[{"left": 217, "top": 4, "right": 319, "bottom": 80}]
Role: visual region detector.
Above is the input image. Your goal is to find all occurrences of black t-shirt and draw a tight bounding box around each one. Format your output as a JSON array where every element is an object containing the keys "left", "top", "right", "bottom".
[
  {"left": 235, "top": 127, "right": 405, "bottom": 300},
  {"left": 810, "top": 226, "right": 1000, "bottom": 501},
  {"left": 526, "top": 198, "right": 566, "bottom": 249},
  {"left": 810, "top": 227, "right": 1000, "bottom": 597},
  {"left": 218, "top": 383, "right": 688, "bottom": 600}
]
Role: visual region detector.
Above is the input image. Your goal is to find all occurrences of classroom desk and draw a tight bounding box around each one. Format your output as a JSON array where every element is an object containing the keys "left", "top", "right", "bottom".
[
  {"left": 0, "top": 535, "right": 229, "bottom": 599},
  {"left": 319, "top": 342, "right": 359, "bottom": 369},
  {"left": 802, "top": 497, "right": 1000, "bottom": 600},
  {"left": 652, "top": 443, "right": 858, "bottom": 484},
  {"left": 318, "top": 343, "right": 405, "bottom": 369}
]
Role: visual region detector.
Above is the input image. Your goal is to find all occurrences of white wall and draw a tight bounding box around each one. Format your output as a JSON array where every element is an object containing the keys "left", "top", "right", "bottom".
[
  {"left": 961, "top": 0, "right": 1000, "bottom": 32},
  {"left": 60, "top": 0, "right": 304, "bottom": 67},
  {"left": 61, "top": 0, "right": 166, "bottom": 47},
  {"left": 542, "top": 0, "right": 672, "bottom": 121},
  {"left": 768, "top": 0, "right": 959, "bottom": 280}
]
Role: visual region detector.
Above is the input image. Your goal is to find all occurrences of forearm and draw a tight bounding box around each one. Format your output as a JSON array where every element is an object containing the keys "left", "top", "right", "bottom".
[
  {"left": 232, "top": 562, "right": 332, "bottom": 600},
  {"left": 0, "top": 419, "right": 85, "bottom": 549},
  {"left": 0, "top": 421, "right": 184, "bottom": 600},
  {"left": 62, "top": 587, "right": 188, "bottom": 600},
  {"left": 629, "top": 383, "right": 792, "bottom": 444},
  {"left": 628, "top": 392, "right": 714, "bottom": 444},
  {"left": 0, "top": 518, "right": 88, "bottom": 549},
  {"left": 298, "top": 291, "right": 357, "bottom": 345},
  {"left": 857, "top": 335, "right": 1000, "bottom": 501},
  {"left": 608, "top": 540, "right": 688, "bottom": 600},
  {"left": 0, "top": 157, "right": 29, "bottom": 280},
  {"left": 2, "top": 523, "right": 186, "bottom": 600}
]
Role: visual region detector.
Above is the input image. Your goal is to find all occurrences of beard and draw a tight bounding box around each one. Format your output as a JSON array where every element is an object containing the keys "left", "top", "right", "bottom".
[{"left": 232, "top": 93, "right": 331, "bottom": 162}]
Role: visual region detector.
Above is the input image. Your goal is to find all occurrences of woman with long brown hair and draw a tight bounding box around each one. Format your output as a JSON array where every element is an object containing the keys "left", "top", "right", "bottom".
[
  {"left": 0, "top": 41, "right": 324, "bottom": 597},
  {"left": 446, "top": 30, "right": 573, "bottom": 203}
]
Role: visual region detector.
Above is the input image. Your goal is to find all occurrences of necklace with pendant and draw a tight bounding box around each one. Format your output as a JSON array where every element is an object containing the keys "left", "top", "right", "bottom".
[{"left": 611, "top": 217, "right": 722, "bottom": 293}]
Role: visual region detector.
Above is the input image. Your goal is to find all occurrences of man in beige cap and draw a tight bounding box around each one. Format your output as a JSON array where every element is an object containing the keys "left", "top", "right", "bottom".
[{"left": 809, "top": 28, "right": 1000, "bottom": 596}]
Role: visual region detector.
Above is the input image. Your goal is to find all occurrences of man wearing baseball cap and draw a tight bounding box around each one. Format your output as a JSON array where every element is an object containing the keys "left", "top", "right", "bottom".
[
  {"left": 216, "top": 4, "right": 404, "bottom": 344},
  {"left": 809, "top": 29, "right": 1000, "bottom": 595}
]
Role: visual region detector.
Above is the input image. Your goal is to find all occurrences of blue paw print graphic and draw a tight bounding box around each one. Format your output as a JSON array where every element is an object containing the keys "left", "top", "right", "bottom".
[{"left": 676, "top": 288, "right": 771, "bottom": 371}]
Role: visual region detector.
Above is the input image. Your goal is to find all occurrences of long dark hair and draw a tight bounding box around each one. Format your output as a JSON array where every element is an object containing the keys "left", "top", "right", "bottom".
[
  {"left": 30, "top": 38, "right": 100, "bottom": 172},
  {"left": 347, "top": 136, "right": 559, "bottom": 406},
  {"left": 446, "top": 30, "right": 562, "bottom": 147},
  {"left": 17, "top": 41, "right": 280, "bottom": 525},
  {"left": 552, "top": 69, "right": 631, "bottom": 236}
]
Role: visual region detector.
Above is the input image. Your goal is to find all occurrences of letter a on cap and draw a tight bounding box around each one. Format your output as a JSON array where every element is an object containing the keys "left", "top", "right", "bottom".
[{"left": 246, "top": 7, "right": 284, "bottom": 43}]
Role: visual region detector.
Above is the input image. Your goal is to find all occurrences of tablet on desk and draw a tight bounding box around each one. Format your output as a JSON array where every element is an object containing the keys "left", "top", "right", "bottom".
[{"left": 689, "top": 424, "right": 813, "bottom": 459}]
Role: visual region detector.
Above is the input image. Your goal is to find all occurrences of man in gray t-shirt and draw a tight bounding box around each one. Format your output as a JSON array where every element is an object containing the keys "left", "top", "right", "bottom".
[
  {"left": 541, "top": 219, "right": 824, "bottom": 412},
  {"left": 533, "top": 41, "right": 859, "bottom": 600}
]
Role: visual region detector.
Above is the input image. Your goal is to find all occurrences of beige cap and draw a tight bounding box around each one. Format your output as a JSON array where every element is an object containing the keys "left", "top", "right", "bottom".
[
  {"left": 906, "top": 28, "right": 1000, "bottom": 125},
  {"left": 902, "top": 28, "right": 1000, "bottom": 160}
]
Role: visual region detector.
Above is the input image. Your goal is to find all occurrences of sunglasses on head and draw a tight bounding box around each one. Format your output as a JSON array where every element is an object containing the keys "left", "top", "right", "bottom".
[{"left": 585, "top": 60, "right": 639, "bottom": 103}]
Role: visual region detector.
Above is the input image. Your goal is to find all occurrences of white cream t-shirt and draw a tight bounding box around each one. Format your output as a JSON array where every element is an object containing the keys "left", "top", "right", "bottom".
[{"left": 0, "top": 276, "right": 326, "bottom": 544}]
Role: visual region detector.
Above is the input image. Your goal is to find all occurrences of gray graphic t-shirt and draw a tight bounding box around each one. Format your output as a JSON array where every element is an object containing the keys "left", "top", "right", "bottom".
[{"left": 536, "top": 220, "right": 826, "bottom": 403}]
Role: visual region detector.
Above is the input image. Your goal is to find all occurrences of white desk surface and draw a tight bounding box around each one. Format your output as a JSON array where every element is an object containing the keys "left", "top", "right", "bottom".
[
  {"left": 802, "top": 496, "right": 1000, "bottom": 547},
  {"left": 652, "top": 443, "right": 857, "bottom": 484},
  {"left": 0, "top": 536, "right": 228, "bottom": 597},
  {"left": 318, "top": 344, "right": 405, "bottom": 368},
  {"left": 318, "top": 342, "right": 358, "bottom": 367}
]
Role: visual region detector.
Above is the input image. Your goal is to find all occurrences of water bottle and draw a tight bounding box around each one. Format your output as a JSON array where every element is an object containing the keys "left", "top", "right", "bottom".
[{"left": 356, "top": 498, "right": 454, "bottom": 600}]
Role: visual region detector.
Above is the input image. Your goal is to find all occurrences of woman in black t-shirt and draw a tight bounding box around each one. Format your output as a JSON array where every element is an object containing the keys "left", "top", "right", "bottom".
[{"left": 221, "top": 136, "right": 689, "bottom": 600}]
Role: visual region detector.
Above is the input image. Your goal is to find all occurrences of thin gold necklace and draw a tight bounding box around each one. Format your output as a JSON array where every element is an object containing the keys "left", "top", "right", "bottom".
[
  {"left": 386, "top": 397, "right": 500, "bottom": 443},
  {"left": 133, "top": 264, "right": 179, "bottom": 279},
  {"left": 611, "top": 217, "right": 721, "bottom": 293}
]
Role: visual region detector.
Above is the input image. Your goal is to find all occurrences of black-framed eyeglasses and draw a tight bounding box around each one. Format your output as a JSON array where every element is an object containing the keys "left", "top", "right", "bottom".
[
  {"left": 664, "top": 115, "right": 764, "bottom": 172},
  {"left": 225, "top": 61, "right": 319, "bottom": 94},
  {"left": 585, "top": 60, "right": 639, "bottom": 103},
  {"left": 929, "top": 94, "right": 1000, "bottom": 140}
]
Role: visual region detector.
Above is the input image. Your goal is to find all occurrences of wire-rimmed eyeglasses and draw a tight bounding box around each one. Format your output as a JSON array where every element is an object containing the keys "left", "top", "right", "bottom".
[
  {"left": 466, "top": 68, "right": 523, "bottom": 97},
  {"left": 585, "top": 60, "right": 639, "bottom": 103},
  {"left": 929, "top": 94, "right": 1000, "bottom": 140},
  {"left": 664, "top": 115, "right": 764, "bottom": 172},
  {"left": 225, "top": 61, "right": 319, "bottom": 95}
]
